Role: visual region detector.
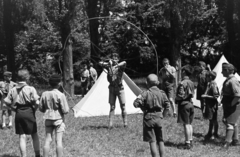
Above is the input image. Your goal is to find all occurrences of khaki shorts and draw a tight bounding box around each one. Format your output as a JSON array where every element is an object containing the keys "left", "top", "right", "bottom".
[
  {"left": 45, "top": 119, "right": 65, "bottom": 133},
  {"left": 108, "top": 85, "right": 126, "bottom": 104}
]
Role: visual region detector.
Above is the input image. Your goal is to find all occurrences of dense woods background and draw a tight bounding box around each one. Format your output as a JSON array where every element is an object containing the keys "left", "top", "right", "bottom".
[{"left": 0, "top": 0, "right": 240, "bottom": 94}]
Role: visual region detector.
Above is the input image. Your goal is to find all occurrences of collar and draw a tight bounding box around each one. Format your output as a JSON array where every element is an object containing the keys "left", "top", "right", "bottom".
[
  {"left": 226, "top": 74, "right": 235, "bottom": 80},
  {"left": 16, "top": 82, "right": 27, "bottom": 89}
]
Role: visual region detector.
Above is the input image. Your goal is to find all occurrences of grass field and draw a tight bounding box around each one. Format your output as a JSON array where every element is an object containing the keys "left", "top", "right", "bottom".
[{"left": 0, "top": 83, "right": 240, "bottom": 157}]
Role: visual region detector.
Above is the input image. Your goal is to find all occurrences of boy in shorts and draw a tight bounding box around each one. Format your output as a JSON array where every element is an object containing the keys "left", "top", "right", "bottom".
[
  {"left": 39, "top": 74, "right": 70, "bottom": 157},
  {"left": 175, "top": 66, "right": 195, "bottom": 149},
  {"left": 133, "top": 74, "right": 170, "bottom": 157},
  {"left": 201, "top": 71, "right": 220, "bottom": 140},
  {"left": 99, "top": 53, "right": 127, "bottom": 128},
  {"left": 0, "top": 71, "right": 16, "bottom": 129}
]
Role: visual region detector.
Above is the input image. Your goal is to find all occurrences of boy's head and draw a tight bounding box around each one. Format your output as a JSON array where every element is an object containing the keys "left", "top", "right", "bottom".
[
  {"left": 18, "top": 69, "right": 30, "bottom": 81},
  {"left": 222, "top": 63, "right": 234, "bottom": 77},
  {"left": 49, "top": 74, "right": 62, "bottom": 87},
  {"left": 162, "top": 58, "right": 169, "bottom": 67},
  {"left": 146, "top": 74, "right": 159, "bottom": 87},
  {"left": 82, "top": 63, "right": 87, "bottom": 70},
  {"left": 4, "top": 71, "right": 12, "bottom": 82},
  {"left": 198, "top": 61, "right": 206, "bottom": 70},
  {"left": 110, "top": 53, "right": 120, "bottom": 64},
  {"left": 206, "top": 71, "right": 217, "bottom": 81},
  {"left": 182, "top": 66, "right": 192, "bottom": 77}
]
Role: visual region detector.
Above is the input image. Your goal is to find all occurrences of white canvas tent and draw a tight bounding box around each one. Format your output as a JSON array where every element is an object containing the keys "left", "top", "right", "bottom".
[
  {"left": 72, "top": 71, "right": 142, "bottom": 117},
  {"left": 192, "top": 55, "right": 240, "bottom": 108}
]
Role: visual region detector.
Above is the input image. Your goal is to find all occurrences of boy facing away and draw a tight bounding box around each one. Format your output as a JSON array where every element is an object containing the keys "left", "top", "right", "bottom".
[
  {"left": 39, "top": 74, "right": 70, "bottom": 157},
  {"left": 201, "top": 71, "right": 220, "bottom": 140},
  {"left": 0, "top": 71, "right": 16, "bottom": 129},
  {"left": 133, "top": 74, "right": 170, "bottom": 157},
  {"left": 175, "top": 66, "right": 195, "bottom": 150}
]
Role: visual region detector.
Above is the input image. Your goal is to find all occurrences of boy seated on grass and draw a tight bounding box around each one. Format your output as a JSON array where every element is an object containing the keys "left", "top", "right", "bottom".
[
  {"left": 175, "top": 66, "right": 195, "bottom": 150},
  {"left": 201, "top": 71, "right": 220, "bottom": 141},
  {"left": 39, "top": 74, "right": 70, "bottom": 157},
  {"left": 133, "top": 74, "right": 170, "bottom": 157}
]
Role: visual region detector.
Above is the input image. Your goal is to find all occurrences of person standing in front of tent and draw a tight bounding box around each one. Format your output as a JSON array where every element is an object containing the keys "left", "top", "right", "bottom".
[
  {"left": 99, "top": 53, "right": 127, "bottom": 128},
  {"left": 39, "top": 74, "right": 69, "bottom": 157},
  {"left": 176, "top": 66, "right": 195, "bottom": 149},
  {"left": 221, "top": 63, "right": 240, "bottom": 148},
  {"left": 133, "top": 74, "right": 170, "bottom": 157},
  {"left": 4, "top": 69, "right": 41, "bottom": 157},
  {"left": 0, "top": 71, "right": 16, "bottom": 129},
  {"left": 196, "top": 61, "right": 208, "bottom": 117},
  {"left": 201, "top": 71, "right": 220, "bottom": 141},
  {"left": 80, "top": 63, "right": 90, "bottom": 97},
  {"left": 158, "top": 58, "right": 177, "bottom": 117},
  {"left": 88, "top": 62, "right": 98, "bottom": 89}
]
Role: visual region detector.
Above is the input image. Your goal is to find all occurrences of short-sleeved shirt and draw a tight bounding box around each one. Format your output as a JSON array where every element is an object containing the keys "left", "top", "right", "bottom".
[
  {"left": 134, "top": 86, "right": 170, "bottom": 127},
  {"left": 89, "top": 67, "right": 98, "bottom": 82},
  {"left": 159, "top": 65, "right": 176, "bottom": 86},
  {"left": 4, "top": 82, "right": 39, "bottom": 106},
  {"left": 197, "top": 69, "right": 208, "bottom": 100},
  {"left": 204, "top": 81, "right": 220, "bottom": 106},
  {"left": 39, "top": 89, "right": 69, "bottom": 120},
  {"left": 107, "top": 64, "right": 126, "bottom": 87},
  {"left": 0, "top": 81, "right": 16, "bottom": 108},
  {"left": 176, "top": 76, "right": 195, "bottom": 105}
]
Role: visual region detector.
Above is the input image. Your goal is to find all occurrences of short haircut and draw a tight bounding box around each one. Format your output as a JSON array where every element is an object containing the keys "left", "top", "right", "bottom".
[
  {"left": 162, "top": 58, "right": 169, "bottom": 63},
  {"left": 111, "top": 53, "right": 119, "bottom": 59},
  {"left": 182, "top": 66, "right": 192, "bottom": 76},
  {"left": 147, "top": 74, "right": 159, "bottom": 86},
  {"left": 49, "top": 74, "right": 61, "bottom": 87},
  {"left": 207, "top": 71, "right": 217, "bottom": 80},
  {"left": 198, "top": 61, "right": 206, "bottom": 68},
  {"left": 18, "top": 69, "right": 30, "bottom": 81}
]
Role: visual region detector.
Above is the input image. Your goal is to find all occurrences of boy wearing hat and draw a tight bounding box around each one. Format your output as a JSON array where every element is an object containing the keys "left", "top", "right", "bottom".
[
  {"left": 201, "top": 71, "right": 220, "bottom": 140},
  {"left": 176, "top": 66, "right": 195, "bottom": 149},
  {"left": 133, "top": 74, "right": 170, "bottom": 157},
  {"left": 221, "top": 63, "right": 240, "bottom": 148},
  {"left": 39, "top": 74, "right": 69, "bottom": 157},
  {"left": 0, "top": 71, "right": 16, "bottom": 129}
]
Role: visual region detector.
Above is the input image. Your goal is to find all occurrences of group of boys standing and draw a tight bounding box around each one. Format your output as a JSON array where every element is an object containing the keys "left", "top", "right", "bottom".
[
  {"left": 133, "top": 58, "right": 240, "bottom": 157},
  {"left": 0, "top": 70, "right": 70, "bottom": 157}
]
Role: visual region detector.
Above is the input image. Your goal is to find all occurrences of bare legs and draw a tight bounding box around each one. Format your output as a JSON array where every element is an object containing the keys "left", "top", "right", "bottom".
[
  {"left": 149, "top": 141, "right": 165, "bottom": 157},
  {"left": 19, "top": 133, "right": 40, "bottom": 157},
  {"left": 109, "top": 103, "right": 127, "bottom": 127}
]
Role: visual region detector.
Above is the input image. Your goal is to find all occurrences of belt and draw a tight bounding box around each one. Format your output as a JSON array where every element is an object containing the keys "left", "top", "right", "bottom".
[{"left": 146, "top": 109, "right": 162, "bottom": 113}]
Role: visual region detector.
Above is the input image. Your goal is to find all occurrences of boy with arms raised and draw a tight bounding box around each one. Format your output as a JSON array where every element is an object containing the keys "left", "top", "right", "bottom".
[
  {"left": 176, "top": 66, "right": 195, "bottom": 149},
  {"left": 0, "top": 71, "right": 16, "bottom": 129},
  {"left": 133, "top": 74, "right": 170, "bottom": 157},
  {"left": 99, "top": 53, "right": 127, "bottom": 128},
  {"left": 39, "top": 74, "right": 70, "bottom": 157}
]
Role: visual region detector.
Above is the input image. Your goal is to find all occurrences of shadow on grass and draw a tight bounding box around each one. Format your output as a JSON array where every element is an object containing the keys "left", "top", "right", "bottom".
[
  {"left": 81, "top": 125, "right": 127, "bottom": 130},
  {"left": 193, "top": 132, "right": 204, "bottom": 138},
  {"left": 1, "top": 155, "right": 19, "bottom": 157},
  {"left": 164, "top": 141, "right": 179, "bottom": 148}
]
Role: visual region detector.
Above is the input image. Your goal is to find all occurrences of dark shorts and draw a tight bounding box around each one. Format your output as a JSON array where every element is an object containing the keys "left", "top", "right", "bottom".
[
  {"left": 177, "top": 103, "right": 194, "bottom": 124},
  {"left": 15, "top": 107, "right": 37, "bottom": 135},
  {"left": 162, "top": 83, "right": 174, "bottom": 99},
  {"left": 204, "top": 102, "right": 218, "bottom": 121},
  {"left": 223, "top": 104, "right": 240, "bottom": 125},
  {"left": 143, "top": 112, "right": 164, "bottom": 142},
  {"left": 109, "top": 85, "right": 126, "bottom": 104}
]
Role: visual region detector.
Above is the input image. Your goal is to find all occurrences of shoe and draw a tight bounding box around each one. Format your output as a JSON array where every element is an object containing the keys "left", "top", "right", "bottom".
[
  {"left": 213, "top": 134, "right": 220, "bottom": 139},
  {"left": 190, "top": 140, "right": 193, "bottom": 148},
  {"left": 8, "top": 125, "right": 12, "bottom": 129},
  {"left": 204, "top": 134, "right": 212, "bottom": 140},
  {"left": 124, "top": 124, "right": 128, "bottom": 128},
  {"left": 222, "top": 142, "right": 231, "bottom": 150},
  {"left": 178, "top": 143, "right": 191, "bottom": 150},
  {"left": 2, "top": 126, "right": 7, "bottom": 130},
  {"left": 231, "top": 139, "right": 240, "bottom": 146}
]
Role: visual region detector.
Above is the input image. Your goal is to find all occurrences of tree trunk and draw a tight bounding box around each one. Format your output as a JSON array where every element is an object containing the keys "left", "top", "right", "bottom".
[
  {"left": 3, "top": 0, "right": 15, "bottom": 80},
  {"left": 63, "top": 39, "right": 74, "bottom": 96},
  {"left": 225, "top": 0, "right": 235, "bottom": 63},
  {"left": 86, "top": 0, "right": 100, "bottom": 63}
]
